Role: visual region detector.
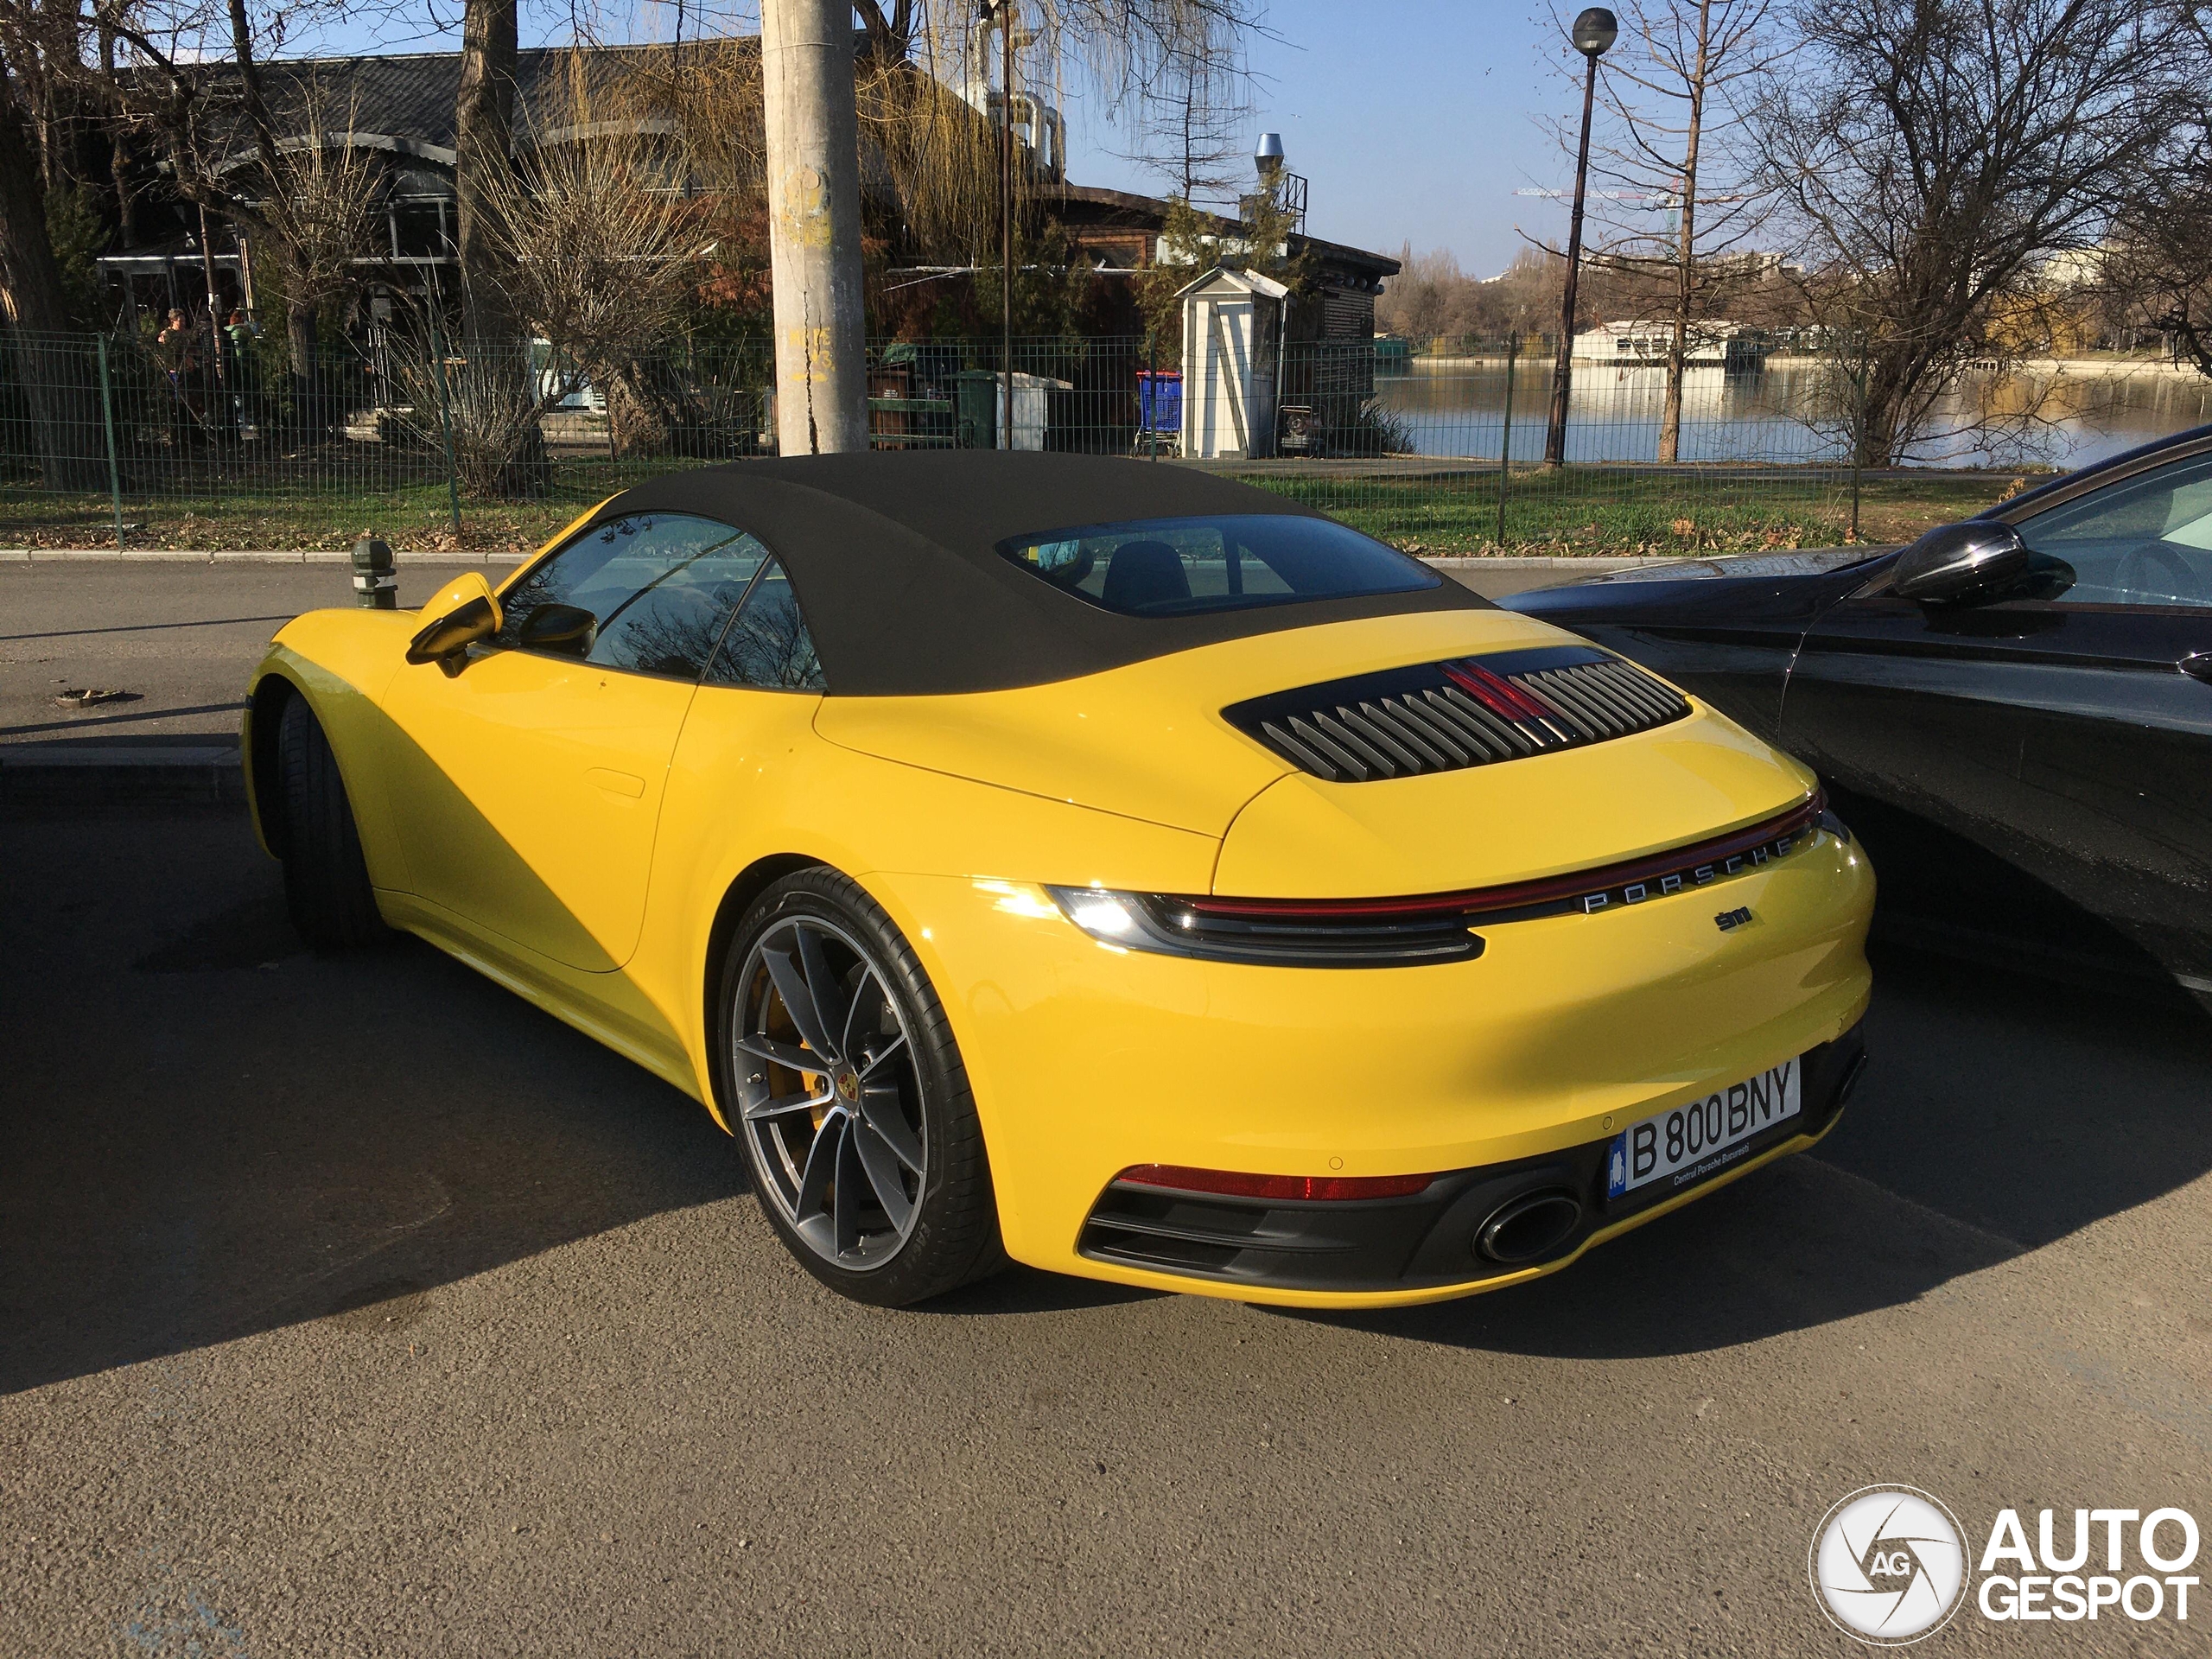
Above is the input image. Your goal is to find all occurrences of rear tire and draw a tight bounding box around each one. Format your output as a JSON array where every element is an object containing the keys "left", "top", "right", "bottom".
[
  {"left": 718, "top": 868, "right": 1006, "bottom": 1306},
  {"left": 275, "top": 694, "right": 389, "bottom": 949}
]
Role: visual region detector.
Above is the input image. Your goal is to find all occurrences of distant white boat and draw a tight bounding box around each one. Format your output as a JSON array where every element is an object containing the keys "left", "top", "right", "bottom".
[{"left": 1572, "top": 321, "right": 1767, "bottom": 368}]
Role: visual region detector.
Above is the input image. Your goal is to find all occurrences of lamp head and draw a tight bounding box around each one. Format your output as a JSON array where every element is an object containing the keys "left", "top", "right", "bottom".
[{"left": 1572, "top": 7, "right": 1618, "bottom": 56}]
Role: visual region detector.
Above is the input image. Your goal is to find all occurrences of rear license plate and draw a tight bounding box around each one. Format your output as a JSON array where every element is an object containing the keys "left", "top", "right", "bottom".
[{"left": 1605, "top": 1058, "right": 1802, "bottom": 1200}]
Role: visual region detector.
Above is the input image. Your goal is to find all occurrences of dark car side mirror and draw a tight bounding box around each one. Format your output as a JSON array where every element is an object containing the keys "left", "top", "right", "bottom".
[
  {"left": 1891, "top": 520, "right": 2031, "bottom": 605},
  {"left": 518, "top": 602, "right": 598, "bottom": 658}
]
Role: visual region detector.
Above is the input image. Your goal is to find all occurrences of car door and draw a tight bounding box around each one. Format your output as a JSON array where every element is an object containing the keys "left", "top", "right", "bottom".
[
  {"left": 1505, "top": 551, "right": 1887, "bottom": 746},
  {"left": 1783, "top": 453, "right": 2212, "bottom": 982},
  {"left": 380, "top": 512, "right": 772, "bottom": 973}
]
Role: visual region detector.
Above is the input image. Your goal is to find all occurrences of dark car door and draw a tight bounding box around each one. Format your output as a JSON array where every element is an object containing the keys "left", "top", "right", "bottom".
[
  {"left": 1502, "top": 550, "right": 1883, "bottom": 745},
  {"left": 1783, "top": 450, "right": 2212, "bottom": 988}
]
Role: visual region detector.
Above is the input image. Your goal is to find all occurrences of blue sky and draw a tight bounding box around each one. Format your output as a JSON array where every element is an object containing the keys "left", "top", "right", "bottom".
[
  {"left": 1062, "top": 0, "right": 1580, "bottom": 273},
  {"left": 314, "top": 0, "right": 1578, "bottom": 273}
]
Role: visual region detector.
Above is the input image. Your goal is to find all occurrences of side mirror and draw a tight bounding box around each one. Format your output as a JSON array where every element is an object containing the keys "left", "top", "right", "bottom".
[
  {"left": 406, "top": 572, "right": 503, "bottom": 667},
  {"left": 518, "top": 601, "right": 598, "bottom": 658},
  {"left": 1891, "top": 520, "right": 2031, "bottom": 605}
]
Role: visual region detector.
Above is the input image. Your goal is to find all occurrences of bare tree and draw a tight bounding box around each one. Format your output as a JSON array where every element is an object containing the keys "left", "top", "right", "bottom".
[
  {"left": 1376, "top": 245, "right": 1482, "bottom": 343},
  {"left": 1577, "top": 0, "right": 1781, "bottom": 461},
  {"left": 0, "top": 0, "right": 406, "bottom": 425},
  {"left": 232, "top": 88, "right": 385, "bottom": 413},
  {"left": 2101, "top": 89, "right": 2212, "bottom": 374},
  {"left": 0, "top": 51, "right": 103, "bottom": 488},
  {"left": 454, "top": 0, "right": 521, "bottom": 353},
  {"left": 1115, "top": 14, "right": 1249, "bottom": 206},
  {"left": 473, "top": 57, "right": 703, "bottom": 456},
  {"left": 1753, "top": 0, "right": 2194, "bottom": 465},
  {"left": 849, "top": 1, "right": 1269, "bottom": 264}
]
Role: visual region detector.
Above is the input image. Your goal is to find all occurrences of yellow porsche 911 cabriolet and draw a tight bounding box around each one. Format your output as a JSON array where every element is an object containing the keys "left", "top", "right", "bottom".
[{"left": 243, "top": 453, "right": 1872, "bottom": 1308}]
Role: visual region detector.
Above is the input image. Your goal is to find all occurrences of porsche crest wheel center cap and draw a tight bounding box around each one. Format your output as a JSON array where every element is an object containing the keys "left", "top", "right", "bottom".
[{"left": 836, "top": 1070, "right": 861, "bottom": 1103}]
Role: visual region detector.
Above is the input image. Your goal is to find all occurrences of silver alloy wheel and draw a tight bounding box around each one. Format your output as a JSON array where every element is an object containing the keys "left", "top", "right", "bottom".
[{"left": 732, "top": 913, "right": 926, "bottom": 1269}]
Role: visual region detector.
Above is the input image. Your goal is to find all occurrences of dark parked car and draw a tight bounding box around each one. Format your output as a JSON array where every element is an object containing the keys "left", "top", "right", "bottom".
[{"left": 1506, "top": 426, "right": 2212, "bottom": 1001}]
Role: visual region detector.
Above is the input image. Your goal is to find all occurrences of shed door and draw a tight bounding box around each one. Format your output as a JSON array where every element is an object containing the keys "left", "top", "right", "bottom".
[{"left": 1191, "top": 295, "right": 1254, "bottom": 458}]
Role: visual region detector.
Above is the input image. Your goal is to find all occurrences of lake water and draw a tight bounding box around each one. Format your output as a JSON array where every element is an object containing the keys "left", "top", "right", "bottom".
[{"left": 1375, "top": 359, "right": 2212, "bottom": 469}]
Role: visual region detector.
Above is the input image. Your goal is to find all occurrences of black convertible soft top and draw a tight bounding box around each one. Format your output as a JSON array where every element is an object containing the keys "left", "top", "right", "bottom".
[{"left": 593, "top": 452, "right": 1487, "bottom": 695}]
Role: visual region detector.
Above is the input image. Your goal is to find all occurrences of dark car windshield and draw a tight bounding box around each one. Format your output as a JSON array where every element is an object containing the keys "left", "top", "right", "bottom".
[{"left": 997, "top": 513, "right": 1439, "bottom": 617}]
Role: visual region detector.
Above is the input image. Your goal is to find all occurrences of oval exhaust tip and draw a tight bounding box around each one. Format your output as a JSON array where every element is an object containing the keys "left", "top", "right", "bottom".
[{"left": 1476, "top": 1189, "right": 1583, "bottom": 1265}]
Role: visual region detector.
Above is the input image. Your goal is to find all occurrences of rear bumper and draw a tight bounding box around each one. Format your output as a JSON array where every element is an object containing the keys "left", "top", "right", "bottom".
[
  {"left": 863, "top": 823, "right": 1874, "bottom": 1309},
  {"left": 1077, "top": 1021, "right": 1866, "bottom": 1294}
]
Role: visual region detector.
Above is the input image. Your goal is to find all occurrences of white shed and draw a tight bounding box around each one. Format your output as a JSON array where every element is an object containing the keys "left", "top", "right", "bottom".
[
  {"left": 1177, "top": 266, "right": 1290, "bottom": 459},
  {"left": 996, "top": 372, "right": 1071, "bottom": 452}
]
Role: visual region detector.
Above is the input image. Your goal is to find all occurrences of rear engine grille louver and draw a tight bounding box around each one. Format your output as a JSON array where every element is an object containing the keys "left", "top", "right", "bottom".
[{"left": 1223, "top": 645, "right": 1689, "bottom": 784}]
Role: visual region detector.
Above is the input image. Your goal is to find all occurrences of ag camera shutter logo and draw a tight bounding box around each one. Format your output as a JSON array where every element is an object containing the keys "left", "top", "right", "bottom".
[{"left": 1809, "top": 1484, "right": 1970, "bottom": 1644}]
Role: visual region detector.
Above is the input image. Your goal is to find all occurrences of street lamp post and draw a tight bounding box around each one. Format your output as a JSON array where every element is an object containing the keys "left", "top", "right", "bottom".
[{"left": 1543, "top": 6, "right": 1617, "bottom": 467}]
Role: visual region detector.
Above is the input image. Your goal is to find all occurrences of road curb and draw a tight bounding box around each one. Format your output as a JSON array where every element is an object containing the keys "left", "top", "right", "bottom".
[
  {"left": 1420, "top": 555, "right": 1686, "bottom": 573},
  {"left": 0, "top": 549, "right": 1680, "bottom": 570},
  {"left": 0, "top": 743, "right": 245, "bottom": 810},
  {"left": 0, "top": 549, "right": 528, "bottom": 564},
  {"left": 0, "top": 551, "right": 1705, "bottom": 582}
]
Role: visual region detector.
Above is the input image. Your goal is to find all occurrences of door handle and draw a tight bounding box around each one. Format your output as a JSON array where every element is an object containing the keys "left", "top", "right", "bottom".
[
  {"left": 2182, "top": 653, "right": 2212, "bottom": 686},
  {"left": 587, "top": 767, "right": 646, "bottom": 798}
]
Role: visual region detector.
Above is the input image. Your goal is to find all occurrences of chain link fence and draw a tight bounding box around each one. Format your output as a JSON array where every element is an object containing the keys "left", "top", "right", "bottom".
[{"left": 0, "top": 328, "right": 2013, "bottom": 556}]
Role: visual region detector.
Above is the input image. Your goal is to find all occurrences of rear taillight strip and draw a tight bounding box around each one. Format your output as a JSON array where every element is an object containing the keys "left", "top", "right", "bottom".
[
  {"left": 1045, "top": 794, "right": 1831, "bottom": 969},
  {"left": 1179, "top": 792, "right": 1827, "bottom": 925}
]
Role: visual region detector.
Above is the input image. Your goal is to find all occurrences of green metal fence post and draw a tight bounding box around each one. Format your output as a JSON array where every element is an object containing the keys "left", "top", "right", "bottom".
[
  {"left": 95, "top": 334, "right": 124, "bottom": 550},
  {"left": 1849, "top": 332, "right": 1867, "bottom": 543},
  {"left": 1146, "top": 330, "right": 1158, "bottom": 461},
  {"left": 1496, "top": 339, "right": 1516, "bottom": 550},
  {"left": 425, "top": 303, "right": 464, "bottom": 543}
]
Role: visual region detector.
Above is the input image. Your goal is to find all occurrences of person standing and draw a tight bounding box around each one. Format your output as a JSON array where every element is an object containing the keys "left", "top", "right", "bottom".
[
  {"left": 157, "top": 308, "right": 207, "bottom": 429},
  {"left": 224, "top": 308, "right": 259, "bottom": 434}
]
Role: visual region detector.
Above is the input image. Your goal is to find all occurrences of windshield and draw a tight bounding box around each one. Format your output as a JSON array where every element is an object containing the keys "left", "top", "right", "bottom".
[{"left": 997, "top": 513, "right": 1440, "bottom": 617}]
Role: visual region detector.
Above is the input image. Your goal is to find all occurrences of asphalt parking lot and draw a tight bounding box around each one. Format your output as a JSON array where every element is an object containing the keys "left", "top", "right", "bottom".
[
  {"left": 0, "top": 561, "right": 505, "bottom": 747},
  {"left": 3, "top": 807, "right": 2209, "bottom": 1656},
  {"left": 0, "top": 555, "right": 1630, "bottom": 748}
]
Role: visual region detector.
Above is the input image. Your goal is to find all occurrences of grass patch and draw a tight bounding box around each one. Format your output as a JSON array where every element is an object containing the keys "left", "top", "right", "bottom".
[
  {"left": 0, "top": 461, "right": 2027, "bottom": 556},
  {"left": 0, "top": 457, "right": 702, "bottom": 555},
  {"left": 1241, "top": 467, "right": 2022, "bottom": 555}
]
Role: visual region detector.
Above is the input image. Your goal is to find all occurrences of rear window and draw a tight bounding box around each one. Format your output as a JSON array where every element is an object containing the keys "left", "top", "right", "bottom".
[{"left": 997, "top": 513, "right": 1439, "bottom": 617}]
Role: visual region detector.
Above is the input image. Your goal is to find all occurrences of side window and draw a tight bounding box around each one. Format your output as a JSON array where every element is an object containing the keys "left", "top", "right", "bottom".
[
  {"left": 497, "top": 513, "right": 771, "bottom": 677},
  {"left": 704, "top": 558, "right": 826, "bottom": 690},
  {"left": 2016, "top": 453, "right": 2212, "bottom": 608}
]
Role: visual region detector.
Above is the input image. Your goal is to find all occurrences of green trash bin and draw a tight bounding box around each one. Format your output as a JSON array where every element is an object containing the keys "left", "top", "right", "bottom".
[{"left": 953, "top": 370, "right": 999, "bottom": 449}]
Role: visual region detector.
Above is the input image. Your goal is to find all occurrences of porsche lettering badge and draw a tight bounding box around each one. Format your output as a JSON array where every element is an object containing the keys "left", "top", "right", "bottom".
[{"left": 1578, "top": 828, "right": 1805, "bottom": 917}]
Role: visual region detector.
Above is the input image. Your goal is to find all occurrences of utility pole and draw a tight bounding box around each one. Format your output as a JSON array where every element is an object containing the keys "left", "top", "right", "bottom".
[
  {"left": 761, "top": 0, "right": 869, "bottom": 454},
  {"left": 1545, "top": 8, "right": 1617, "bottom": 467},
  {"left": 984, "top": 0, "right": 1018, "bottom": 449}
]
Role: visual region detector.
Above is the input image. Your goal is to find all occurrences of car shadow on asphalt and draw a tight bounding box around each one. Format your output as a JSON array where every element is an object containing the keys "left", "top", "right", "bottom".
[
  {"left": 1288, "top": 942, "right": 2212, "bottom": 1357},
  {"left": 0, "top": 813, "right": 752, "bottom": 1397},
  {"left": 10, "top": 816, "right": 2210, "bottom": 1391}
]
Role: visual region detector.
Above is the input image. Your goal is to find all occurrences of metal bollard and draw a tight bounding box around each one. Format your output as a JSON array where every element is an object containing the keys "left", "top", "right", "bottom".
[{"left": 352, "top": 536, "right": 397, "bottom": 610}]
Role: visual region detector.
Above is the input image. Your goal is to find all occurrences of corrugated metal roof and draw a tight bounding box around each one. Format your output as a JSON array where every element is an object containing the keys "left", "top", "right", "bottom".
[{"left": 208, "top": 43, "right": 723, "bottom": 156}]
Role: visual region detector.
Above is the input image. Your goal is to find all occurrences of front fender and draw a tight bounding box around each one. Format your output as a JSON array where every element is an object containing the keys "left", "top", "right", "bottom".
[{"left": 244, "top": 611, "right": 418, "bottom": 887}]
